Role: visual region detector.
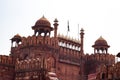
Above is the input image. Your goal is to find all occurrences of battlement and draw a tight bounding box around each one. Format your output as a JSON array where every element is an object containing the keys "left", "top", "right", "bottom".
[
  {"left": 11, "top": 34, "right": 82, "bottom": 58},
  {"left": 0, "top": 55, "right": 15, "bottom": 80},
  {"left": 0, "top": 55, "right": 15, "bottom": 67},
  {"left": 12, "top": 34, "right": 81, "bottom": 49},
  {"left": 85, "top": 53, "right": 115, "bottom": 64},
  {"left": 12, "top": 35, "right": 57, "bottom": 48}
]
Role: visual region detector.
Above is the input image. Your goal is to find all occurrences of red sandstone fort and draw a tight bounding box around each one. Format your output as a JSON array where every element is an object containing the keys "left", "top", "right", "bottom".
[{"left": 0, "top": 16, "right": 120, "bottom": 80}]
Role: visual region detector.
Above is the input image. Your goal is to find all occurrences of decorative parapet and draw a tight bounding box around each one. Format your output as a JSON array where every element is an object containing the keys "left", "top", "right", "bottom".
[
  {"left": 12, "top": 35, "right": 57, "bottom": 49},
  {"left": 85, "top": 53, "right": 115, "bottom": 65},
  {"left": 0, "top": 55, "right": 15, "bottom": 67}
]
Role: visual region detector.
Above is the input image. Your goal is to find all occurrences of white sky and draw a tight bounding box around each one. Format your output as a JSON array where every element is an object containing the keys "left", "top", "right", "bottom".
[{"left": 0, "top": 0, "right": 120, "bottom": 56}]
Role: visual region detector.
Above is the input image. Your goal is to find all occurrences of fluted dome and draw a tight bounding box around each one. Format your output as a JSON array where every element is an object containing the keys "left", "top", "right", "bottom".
[
  {"left": 35, "top": 16, "right": 51, "bottom": 27},
  {"left": 92, "top": 36, "right": 110, "bottom": 47}
]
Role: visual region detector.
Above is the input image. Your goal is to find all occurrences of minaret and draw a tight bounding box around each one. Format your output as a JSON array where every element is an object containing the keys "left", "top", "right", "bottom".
[
  {"left": 80, "top": 28, "right": 85, "bottom": 80},
  {"left": 80, "top": 28, "right": 84, "bottom": 54},
  {"left": 53, "top": 18, "right": 59, "bottom": 38}
]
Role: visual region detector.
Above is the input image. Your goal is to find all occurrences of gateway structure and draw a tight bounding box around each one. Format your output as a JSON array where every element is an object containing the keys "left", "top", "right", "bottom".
[{"left": 0, "top": 16, "right": 115, "bottom": 80}]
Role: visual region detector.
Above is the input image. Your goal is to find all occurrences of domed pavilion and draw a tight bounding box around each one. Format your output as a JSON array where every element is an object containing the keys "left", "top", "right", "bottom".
[
  {"left": 92, "top": 36, "right": 110, "bottom": 53},
  {"left": 32, "top": 16, "right": 53, "bottom": 36}
]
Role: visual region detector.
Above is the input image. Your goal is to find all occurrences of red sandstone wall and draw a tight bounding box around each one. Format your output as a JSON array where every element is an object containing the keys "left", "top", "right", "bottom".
[{"left": 57, "top": 62, "right": 80, "bottom": 80}]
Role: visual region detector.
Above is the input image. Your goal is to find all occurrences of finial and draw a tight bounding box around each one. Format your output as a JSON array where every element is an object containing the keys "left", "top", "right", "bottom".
[
  {"left": 16, "top": 34, "right": 20, "bottom": 36},
  {"left": 54, "top": 18, "right": 58, "bottom": 22},
  {"left": 14, "top": 34, "right": 21, "bottom": 38},
  {"left": 81, "top": 28, "right": 84, "bottom": 32},
  {"left": 100, "top": 36, "right": 102, "bottom": 38},
  {"left": 42, "top": 15, "right": 45, "bottom": 18},
  {"left": 98, "top": 36, "right": 104, "bottom": 40}
]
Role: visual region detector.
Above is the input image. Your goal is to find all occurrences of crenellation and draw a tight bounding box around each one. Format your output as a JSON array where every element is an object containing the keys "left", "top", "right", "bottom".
[
  {"left": 0, "top": 55, "right": 15, "bottom": 80},
  {"left": 0, "top": 55, "right": 14, "bottom": 66},
  {"left": 85, "top": 53, "right": 115, "bottom": 68},
  {"left": 18, "top": 35, "right": 58, "bottom": 49}
]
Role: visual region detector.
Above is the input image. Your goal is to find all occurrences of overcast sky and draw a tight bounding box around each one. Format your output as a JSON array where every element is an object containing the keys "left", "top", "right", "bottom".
[{"left": 0, "top": 0, "right": 120, "bottom": 56}]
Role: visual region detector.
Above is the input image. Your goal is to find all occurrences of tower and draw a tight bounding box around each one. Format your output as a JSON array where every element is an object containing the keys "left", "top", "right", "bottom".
[
  {"left": 80, "top": 28, "right": 84, "bottom": 54},
  {"left": 92, "top": 36, "right": 110, "bottom": 54},
  {"left": 53, "top": 18, "right": 59, "bottom": 38},
  {"left": 80, "top": 28, "right": 85, "bottom": 80}
]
